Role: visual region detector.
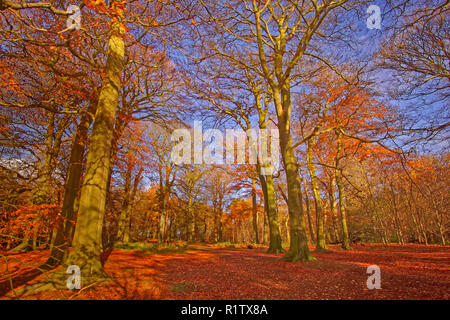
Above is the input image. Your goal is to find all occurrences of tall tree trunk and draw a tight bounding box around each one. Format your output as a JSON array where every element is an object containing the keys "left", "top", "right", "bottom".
[
  {"left": 218, "top": 210, "right": 223, "bottom": 242},
  {"left": 62, "top": 16, "right": 125, "bottom": 283},
  {"left": 43, "top": 103, "right": 96, "bottom": 267},
  {"left": 158, "top": 190, "right": 167, "bottom": 243},
  {"left": 329, "top": 177, "right": 340, "bottom": 243},
  {"left": 263, "top": 201, "right": 269, "bottom": 244},
  {"left": 306, "top": 139, "right": 327, "bottom": 251},
  {"left": 301, "top": 174, "right": 315, "bottom": 244},
  {"left": 213, "top": 206, "right": 223, "bottom": 242},
  {"left": 335, "top": 168, "right": 350, "bottom": 249},
  {"left": 388, "top": 181, "right": 404, "bottom": 244},
  {"left": 335, "top": 132, "right": 350, "bottom": 250},
  {"left": 251, "top": 178, "right": 259, "bottom": 244},
  {"left": 116, "top": 165, "right": 132, "bottom": 245},
  {"left": 274, "top": 85, "right": 314, "bottom": 262},
  {"left": 122, "top": 168, "right": 142, "bottom": 245},
  {"left": 265, "top": 175, "right": 283, "bottom": 252},
  {"left": 255, "top": 117, "right": 283, "bottom": 251},
  {"left": 259, "top": 175, "right": 269, "bottom": 245},
  {"left": 434, "top": 209, "right": 446, "bottom": 245},
  {"left": 121, "top": 212, "right": 131, "bottom": 244},
  {"left": 187, "top": 191, "right": 195, "bottom": 243},
  {"left": 260, "top": 174, "right": 283, "bottom": 252},
  {"left": 158, "top": 167, "right": 167, "bottom": 243}
]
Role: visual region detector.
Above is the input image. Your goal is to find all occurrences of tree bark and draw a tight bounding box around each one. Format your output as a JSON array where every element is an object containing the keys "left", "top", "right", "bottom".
[
  {"left": 259, "top": 174, "right": 283, "bottom": 252},
  {"left": 306, "top": 139, "right": 327, "bottom": 251},
  {"left": 274, "top": 85, "right": 314, "bottom": 262},
  {"left": 335, "top": 132, "right": 350, "bottom": 250},
  {"left": 251, "top": 178, "right": 259, "bottom": 244},
  {"left": 121, "top": 169, "right": 142, "bottom": 244},
  {"left": 43, "top": 102, "right": 96, "bottom": 267},
  {"left": 301, "top": 174, "right": 315, "bottom": 244},
  {"left": 187, "top": 191, "right": 195, "bottom": 243},
  {"left": 329, "top": 177, "right": 340, "bottom": 243},
  {"left": 117, "top": 164, "right": 132, "bottom": 245},
  {"left": 62, "top": 18, "right": 125, "bottom": 283}
]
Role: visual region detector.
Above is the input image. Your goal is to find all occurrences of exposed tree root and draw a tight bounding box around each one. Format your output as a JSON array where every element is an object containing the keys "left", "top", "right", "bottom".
[{"left": 8, "top": 268, "right": 111, "bottom": 298}]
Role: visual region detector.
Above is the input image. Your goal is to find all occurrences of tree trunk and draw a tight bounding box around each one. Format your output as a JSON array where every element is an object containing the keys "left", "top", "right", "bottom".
[
  {"left": 158, "top": 190, "right": 167, "bottom": 243},
  {"left": 157, "top": 167, "right": 168, "bottom": 243},
  {"left": 44, "top": 102, "right": 96, "bottom": 267},
  {"left": 260, "top": 175, "right": 269, "bottom": 245},
  {"left": 434, "top": 209, "right": 446, "bottom": 245},
  {"left": 255, "top": 117, "right": 283, "bottom": 251},
  {"left": 336, "top": 168, "right": 350, "bottom": 249},
  {"left": 124, "top": 169, "right": 142, "bottom": 244},
  {"left": 388, "top": 182, "right": 404, "bottom": 245},
  {"left": 62, "top": 19, "right": 125, "bottom": 283},
  {"left": 251, "top": 178, "right": 259, "bottom": 244},
  {"left": 265, "top": 175, "right": 283, "bottom": 252},
  {"left": 259, "top": 174, "right": 283, "bottom": 252},
  {"left": 274, "top": 85, "right": 314, "bottom": 262},
  {"left": 214, "top": 208, "right": 223, "bottom": 242},
  {"left": 335, "top": 133, "right": 350, "bottom": 250},
  {"left": 187, "top": 191, "right": 195, "bottom": 243},
  {"left": 329, "top": 178, "right": 340, "bottom": 243},
  {"left": 117, "top": 165, "right": 132, "bottom": 245},
  {"left": 263, "top": 202, "right": 269, "bottom": 244},
  {"left": 306, "top": 139, "right": 327, "bottom": 251},
  {"left": 301, "top": 174, "right": 315, "bottom": 244}
]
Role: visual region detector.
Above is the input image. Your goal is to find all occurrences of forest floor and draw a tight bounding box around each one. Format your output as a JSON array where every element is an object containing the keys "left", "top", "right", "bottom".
[{"left": 0, "top": 243, "right": 449, "bottom": 300}]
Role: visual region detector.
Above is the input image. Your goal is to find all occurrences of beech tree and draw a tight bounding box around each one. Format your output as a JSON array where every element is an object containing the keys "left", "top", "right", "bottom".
[{"left": 184, "top": 23, "right": 284, "bottom": 252}]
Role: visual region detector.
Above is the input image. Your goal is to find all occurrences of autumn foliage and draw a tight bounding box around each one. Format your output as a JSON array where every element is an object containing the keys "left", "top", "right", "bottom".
[{"left": 0, "top": 0, "right": 448, "bottom": 300}]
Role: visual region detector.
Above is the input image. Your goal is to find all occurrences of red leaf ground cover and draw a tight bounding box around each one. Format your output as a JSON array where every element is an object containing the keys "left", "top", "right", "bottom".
[{"left": 1, "top": 244, "right": 449, "bottom": 300}]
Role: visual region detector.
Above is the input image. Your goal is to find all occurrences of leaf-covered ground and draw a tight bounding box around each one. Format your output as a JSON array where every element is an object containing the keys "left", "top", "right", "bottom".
[{"left": 1, "top": 244, "right": 449, "bottom": 300}]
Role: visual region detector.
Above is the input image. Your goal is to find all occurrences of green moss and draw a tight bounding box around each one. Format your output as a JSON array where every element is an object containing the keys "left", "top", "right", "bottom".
[
  {"left": 170, "top": 282, "right": 194, "bottom": 293},
  {"left": 116, "top": 242, "right": 188, "bottom": 254}
]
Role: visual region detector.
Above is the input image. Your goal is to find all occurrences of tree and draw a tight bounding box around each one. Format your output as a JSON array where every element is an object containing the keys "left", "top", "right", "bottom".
[
  {"left": 145, "top": 124, "right": 178, "bottom": 243},
  {"left": 63, "top": 0, "right": 126, "bottom": 283},
  {"left": 184, "top": 29, "right": 284, "bottom": 252},
  {"left": 115, "top": 121, "right": 148, "bottom": 245},
  {"left": 176, "top": 165, "right": 208, "bottom": 242},
  {"left": 234, "top": 0, "right": 361, "bottom": 261},
  {"left": 375, "top": 0, "right": 449, "bottom": 146},
  {"left": 208, "top": 167, "right": 234, "bottom": 243}
]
